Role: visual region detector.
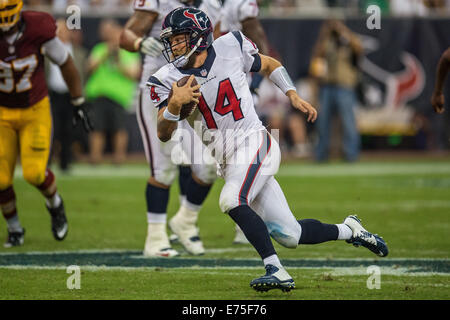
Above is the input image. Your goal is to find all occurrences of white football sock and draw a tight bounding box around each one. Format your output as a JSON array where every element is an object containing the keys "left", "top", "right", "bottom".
[
  {"left": 147, "top": 212, "right": 167, "bottom": 224},
  {"left": 263, "top": 254, "right": 283, "bottom": 269},
  {"left": 336, "top": 223, "right": 353, "bottom": 240},
  {"left": 6, "top": 215, "right": 22, "bottom": 232},
  {"left": 174, "top": 202, "right": 199, "bottom": 225},
  {"left": 181, "top": 198, "right": 202, "bottom": 214}
]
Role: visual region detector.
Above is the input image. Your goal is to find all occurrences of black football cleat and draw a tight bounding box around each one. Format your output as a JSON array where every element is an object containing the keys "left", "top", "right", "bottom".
[
  {"left": 4, "top": 228, "right": 25, "bottom": 248},
  {"left": 46, "top": 200, "right": 68, "bottom": 241}
]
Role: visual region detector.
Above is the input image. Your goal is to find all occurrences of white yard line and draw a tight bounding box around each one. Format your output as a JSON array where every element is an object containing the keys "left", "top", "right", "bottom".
[
  {"left": 12, "top": 162, "right": 450, "bottom": 179},
  {"left": 0, "top": 248, "right": 449, "bottom": 260}
]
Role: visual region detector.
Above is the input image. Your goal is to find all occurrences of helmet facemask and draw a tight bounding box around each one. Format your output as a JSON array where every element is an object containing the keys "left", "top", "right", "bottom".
[
  {"left": 0, "top": 0, "right": 23, "bottom": 33},
  {"left": 161, "top": 28, "right": 204, "bottom": 68}
]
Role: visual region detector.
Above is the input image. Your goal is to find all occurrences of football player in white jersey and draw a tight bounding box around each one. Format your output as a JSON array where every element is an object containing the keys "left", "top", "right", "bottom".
[
  {"left": 150, "top": 8, "right": 389, "bottom": 291},
  {"left": 215, "top": 0, "right": 268, "bottom": 53},
  {"left": 119, "top": 0, "right": 221, "bottom": 257},
  {"left": 215, "top": 0, "right": 270, "bottom": 244}
]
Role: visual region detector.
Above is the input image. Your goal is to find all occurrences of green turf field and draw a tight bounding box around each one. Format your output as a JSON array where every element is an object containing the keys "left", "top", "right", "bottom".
[{"left": 0, "top": 160, "right": 449, "bottom": 300}]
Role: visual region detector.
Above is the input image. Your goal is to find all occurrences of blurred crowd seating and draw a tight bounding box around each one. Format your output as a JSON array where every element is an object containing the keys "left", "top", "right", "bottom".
[{"left": 24, "top": 0, "right": 450, "bottom": 17}]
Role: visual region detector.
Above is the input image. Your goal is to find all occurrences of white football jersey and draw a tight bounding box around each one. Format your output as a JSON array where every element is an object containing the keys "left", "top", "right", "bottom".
[
  {"left": 147, "top": 31, "right": 264, "bottom": 161},
  {"left": 133, "top": 0, "right": 222, "bottom": 88},
  {"left": 219, "top": 0, "right": 259, "bottom": 33}
]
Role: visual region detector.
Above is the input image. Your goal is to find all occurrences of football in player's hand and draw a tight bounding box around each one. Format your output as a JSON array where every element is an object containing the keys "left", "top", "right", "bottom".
[{"left": 169, "top": 76, "right": 199, "bottom": 120}]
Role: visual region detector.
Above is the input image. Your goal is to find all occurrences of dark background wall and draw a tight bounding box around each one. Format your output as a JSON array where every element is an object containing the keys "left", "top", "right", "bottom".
[{"left": 74, "top": 17, "right": 450, "bottom": 152}]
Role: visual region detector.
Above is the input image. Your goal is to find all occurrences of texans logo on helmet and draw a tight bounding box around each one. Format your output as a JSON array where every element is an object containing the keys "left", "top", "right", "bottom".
[{"left": 183, "top": 9, "right": 206, "bottom": 29}]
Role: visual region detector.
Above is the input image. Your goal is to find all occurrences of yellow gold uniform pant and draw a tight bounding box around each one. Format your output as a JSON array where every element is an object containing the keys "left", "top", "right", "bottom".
[{"left": 0, "top": 96, "right": 52, "bottom": 190}]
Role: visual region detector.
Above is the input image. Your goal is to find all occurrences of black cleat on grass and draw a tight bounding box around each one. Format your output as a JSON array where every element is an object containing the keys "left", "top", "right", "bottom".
[
  {"left": 4, "top": 228, "right": 25, "bottom": 248},
  {"left": 46, "top": 200, "right": 68, "bottom": 241}
]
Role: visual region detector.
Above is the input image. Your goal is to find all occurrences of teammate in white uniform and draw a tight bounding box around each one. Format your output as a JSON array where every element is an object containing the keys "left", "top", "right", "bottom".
[
  {"left": 150, "top": 7, "right": 389, "bottom": 291},
  {"left": 119, "top": 0, "right": 221, "bottom": 257},
  {"left": 217, "top": 0, "right": 266, "bottom": 48}
]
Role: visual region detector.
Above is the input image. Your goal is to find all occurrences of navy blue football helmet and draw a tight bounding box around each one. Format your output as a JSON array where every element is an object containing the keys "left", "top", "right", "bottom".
[{"left": 160, "top": 7, "right": 214, "bottom": 67}]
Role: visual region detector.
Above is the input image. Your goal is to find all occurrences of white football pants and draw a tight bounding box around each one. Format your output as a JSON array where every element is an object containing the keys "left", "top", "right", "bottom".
[{"left": 219, "top": 129, "right": 301, "bottom": 248}]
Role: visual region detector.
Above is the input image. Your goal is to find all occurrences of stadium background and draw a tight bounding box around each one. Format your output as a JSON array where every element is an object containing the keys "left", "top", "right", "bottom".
[{"left": 23, "top": 0, "right": 450, "bottom": 160}]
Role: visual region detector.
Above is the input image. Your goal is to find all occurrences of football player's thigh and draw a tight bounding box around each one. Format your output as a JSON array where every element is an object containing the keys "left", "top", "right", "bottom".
[
  {"left": 179, "top": 120, "right": 217, "bottom": 184},
  {"left": 236, "top": 130, "right": 281, "bottom": 205},
  {"left": 137, "top": 89, "right": 177, "bottom": 186},
  {"left": 19, "top": 97, "right": 52, "bottom": 186},
  {"left": 220, "top": 131, "right": 277, "bottom": 212},
  {"left": 250, "top": 176, "right": 301, "bottom": 248},
  {"left": 0, "top": 116, "right": 19, "bottom": 189}
]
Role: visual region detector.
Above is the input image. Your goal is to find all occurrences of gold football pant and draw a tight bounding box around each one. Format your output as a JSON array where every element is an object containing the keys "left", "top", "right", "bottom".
[{"left": 0, "top": 96, "right": 52, "bottom": 190}]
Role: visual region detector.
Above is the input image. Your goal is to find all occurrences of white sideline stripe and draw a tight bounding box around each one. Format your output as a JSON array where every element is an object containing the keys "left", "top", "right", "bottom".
[
  {"left": 0, "top": 248, "right": 254, "bottom": 256},
  {"left": 12, "top": 162, "right": 450, "bottom": 179},
  {"left": 0, "top": 248, "right": 449, "bottom": 261},
  {"left": 0, "top": 248, "right": 140, "bottom": 256},
  {"left": 0, "top": 265, "right": 448, "bottom": 277}
]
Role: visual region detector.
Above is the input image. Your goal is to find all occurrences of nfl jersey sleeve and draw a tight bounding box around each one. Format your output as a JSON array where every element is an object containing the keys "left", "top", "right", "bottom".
[
  {"left": 230, "top": 30, "right": 259, "bottom": 73},
  {"left": 133, "top": 0, "right": 158, "bottom": 12},
  {"left": 35, "top": 12, "right": 57, "bottom": 45},
  {"left": 236, "top": 0, "right": 259, "bottom": 22},
  {"left": 146, "top": 65, "right": 175, "bottom": 109},
  {"left": 220, "top": 0, "right": 259, "bottom": 33},
  {"left": 200, "top": 0, "right": 222, "bottom": 27},
  {"left": 41, "top": 37, "right": 69, "bottom": 66}
]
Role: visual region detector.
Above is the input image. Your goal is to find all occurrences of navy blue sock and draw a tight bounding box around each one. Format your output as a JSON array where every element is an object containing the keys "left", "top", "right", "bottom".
[
  {"left": 228, "top": 205, "right": 276, "bottom": 260},
  {"left": 146, "top": 183, "right": 169, "bottom": 213},
  {"left": 178, "top": 166, "right": 191, "bottom": 198},
  {"left": 185, "top": 176, "right": 212, "bottom": 206},
  {"left": 298, "top": 219, "right": 339, "bottom": 244}
]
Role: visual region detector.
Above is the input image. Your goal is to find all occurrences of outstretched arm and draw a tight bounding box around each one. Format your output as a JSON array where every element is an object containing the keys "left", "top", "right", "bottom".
[
  {"left": 59, "top": 55, "right": 83, "bottom": 99},
  {"left": 120, "top": 10, "right": 163, "bottom": 57},
  {"left": 431, "top": 47, "right": 450, "bottom": 114},
  {"left": 259, "top": 54, "right": 317, "bottom": 122},
  {"left": 59, "top": 55, "right": 93, "bottom": 132},
  {"left": 120, "top": 10, "right": 157, "bottom": 51},
  {"left": 241, "top": 17, "right": 269, "bottom": 55},
  {"left": 42, "top": 35, "right": 92, "bottom": 131}
]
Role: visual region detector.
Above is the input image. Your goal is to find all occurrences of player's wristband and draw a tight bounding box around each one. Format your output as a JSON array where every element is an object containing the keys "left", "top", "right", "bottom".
[
  {"left": 71, "top": 96, "right": 85, "bottom": 107},
  {"left": 163, "top": 108, "right": 180, "bottom": 121},
  {"left": 269, "top": 66, "right": 296, "bottom": 94}
]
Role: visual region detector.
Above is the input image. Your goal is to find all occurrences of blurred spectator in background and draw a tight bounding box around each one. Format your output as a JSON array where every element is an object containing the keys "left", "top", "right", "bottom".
[
  {"left": 69, "top": 27, "right": 90, "bottom": 158},
  {"left": 310, "top": 19, "right": 362, "bottom": 162},
  {"left": 257, "top": 78, "right": 311, "bottom": 159},
  {"left": 85, "top": 19, "right": 141, "bottom": 165},
  {"left": 431, "top": 47, "right": 450, "bottom": 114},
  {"left": 47, "top": 19, "right": 88, "bottom": 172},
  {"left": 390, "top": 0, "right": 446, "bottom": 16},
  {"left": 25, "top": 0, "right": 48, "bottom": 7},
  {"left": 52, "top": 0, "right": 90, "bottom": 13},
  {"left": 90, "top": 0, "right": 134, "bottom": 13},
  {"left": 51, "top": 0, "right": 134, "bottom": 14}
]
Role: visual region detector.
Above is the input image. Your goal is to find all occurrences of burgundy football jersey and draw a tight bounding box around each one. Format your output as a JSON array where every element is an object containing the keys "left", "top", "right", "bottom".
[{"left": 0, "top": 11, "right": 56, "bottom": 108}]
